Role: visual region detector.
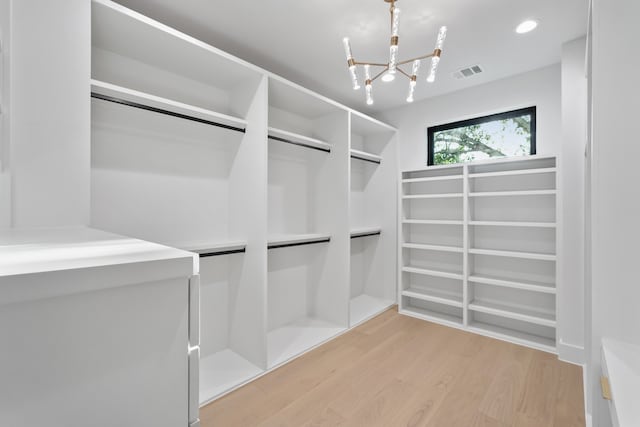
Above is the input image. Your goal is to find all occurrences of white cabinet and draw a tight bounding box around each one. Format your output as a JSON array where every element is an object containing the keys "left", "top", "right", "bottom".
[
  {"left": 89, "top": 0, "right": 397, "bottom": 405},
  {"left": 400, "top": 156, "right": 558, "bottom": 352},
  {"left": 0, "top": 227, "right": 198, "bottom": 427}
]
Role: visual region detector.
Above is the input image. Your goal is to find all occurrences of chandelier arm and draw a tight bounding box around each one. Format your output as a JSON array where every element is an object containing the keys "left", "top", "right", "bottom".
[
  {"left": 354, "top": 61, "right": 389, "bottom": 67},
  {"left": 396, "top": 52, "right": 437, "bottom": 66},
  {"left": 370, "top": 67, "right": 390, "bottom": 83},
  {"left": 395, "top": 67, "right": 412, "bottom": 79}
]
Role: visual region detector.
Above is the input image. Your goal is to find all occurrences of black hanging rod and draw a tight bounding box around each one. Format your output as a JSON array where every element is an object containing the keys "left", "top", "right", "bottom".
[
  {"left": 350, "top": 231, "right": 381, "bottom": 239},
  {"left": 350, "top": 153, "right": 381, "bottom": 164},
  {"left": 268, "top": 135, "right": 331, "bottom": 153},
  {"left": 268, "top": 237, "right": 331, "bottom": 250},
  {"left": 198, "top": 248, "right": 246, "bottom": 258},
  {"left": 91, "top": 92, "right": 246, "bottom": 134}
]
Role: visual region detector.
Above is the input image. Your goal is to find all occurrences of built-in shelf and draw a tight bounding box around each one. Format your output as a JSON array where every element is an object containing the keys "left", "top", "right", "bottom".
[
  {"left": 469, "top": 189, "right": 556, "bottom": 198},
  {"left": 402, "top": 287, "right": 463, "bottom": 308},
  {"left": 469, "top": 248, "right": 556, "bottom": 261},
  {"left": 468, "top": 299, "right": 556, "bottom": 327},
  {"left": 400, "top": 306, "right": 463, "bottom": 328},
  {"left": 402, "top": 175, "right": 463, "bottom": 183},
  {"left": 267, "top": 233, "right": 331, "bottom": 250},
  {"left": 468, "top": 274, "right": 556, "bottom": 294},
  {"left": 268, "top": 127, "right": 331, "bottom": 153},
  {"left": 350, "top": 227, "right": 381, "bottom": 239},
  {"left": 468, "top": 167, "right": 556, "bottom": 179},
  {"left": 468, "top": 321, "right": 556, "bottom": 353},
  {"left": 199, "top": 349, "right": 263, "bottom": 405},
  {"left": 402, "top": 266, "right": 464, "bottom": 281},
  {"left": 403, "top": 219, "right": 464, "bottom": 225},
  {"left": 90, "top": 79, "right": 247, "bottom": 132},
  {"left": 349, "top": 294, "right": 395, "bottom": 327},
  {"left": 350, "top": 149, "right": 382, "bottom": 164},
  {"left": 403, "top": 193, "right": 464, "bottom": 199},
  {"left": 402, "top": 243, "right": 463, "bottom": 253},
  {"left": 469, "top": 221, "right": 557, "bottom": 228},
  {"left": 182, "top": 240, "right": 247, "bottom": 257},
  {"left": 267, "top": 317, "right": 345, "bottom": 368}
]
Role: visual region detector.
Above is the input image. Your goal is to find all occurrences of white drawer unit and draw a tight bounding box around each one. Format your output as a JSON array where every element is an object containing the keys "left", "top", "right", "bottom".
[{"left": 0, "top": 227, "right": 198, "bottom": 427}]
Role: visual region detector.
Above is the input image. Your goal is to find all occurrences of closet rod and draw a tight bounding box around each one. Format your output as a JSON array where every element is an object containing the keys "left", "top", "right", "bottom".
[
  {"left": 268, "top": 237, "right": 331, "bottom": 250},
  {"left": 199, "top": 248, "right": 246, "bottom": 258},
  {"left": 350, "top": 153, "right": 381, "bottom": 164},
  {"left": 91, "top": 93, "right": 247, "bottom": 134},
  {"left": 267, "top": 135, "right": 331, "bottom": 153},
  {"left": 351, "top": 231, "right": 381, "bottom": 239}
]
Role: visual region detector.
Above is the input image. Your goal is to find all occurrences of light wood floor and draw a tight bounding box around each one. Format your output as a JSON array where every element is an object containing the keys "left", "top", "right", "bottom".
[{"left": 201, "top": 308, "right": 585, "bottom": 427}]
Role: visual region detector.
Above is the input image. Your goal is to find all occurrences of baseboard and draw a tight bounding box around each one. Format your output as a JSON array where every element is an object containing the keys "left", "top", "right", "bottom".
[{"left": 558, "top": 340, "right": 585, "bottom": 365}]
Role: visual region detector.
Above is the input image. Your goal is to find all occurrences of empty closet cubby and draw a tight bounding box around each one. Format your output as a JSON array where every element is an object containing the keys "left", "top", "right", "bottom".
[
  {"left": 349, "top": 114, "right": 397, "bottom": 326},
  {"left": 266, "top": 78, "right": 350, "bottom": 368},
  {"left": 399, "top": 156, "right": 558, "bottom": 352}
]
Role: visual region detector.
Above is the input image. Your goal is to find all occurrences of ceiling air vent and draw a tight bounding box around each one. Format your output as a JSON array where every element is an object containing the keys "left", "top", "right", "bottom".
[{"left": 453, "top": 65, "right": 483, "bottom": 80}]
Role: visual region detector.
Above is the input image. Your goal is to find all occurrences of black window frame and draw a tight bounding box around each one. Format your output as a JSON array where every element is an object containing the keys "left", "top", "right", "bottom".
[{"left": 427, "top": 106, "right": 537, "bottom": 166}]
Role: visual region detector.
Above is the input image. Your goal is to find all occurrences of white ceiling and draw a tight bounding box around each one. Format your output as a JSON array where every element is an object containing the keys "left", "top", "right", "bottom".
[{"left": 115, "top": 0, "right": 588, "bottom": 113}]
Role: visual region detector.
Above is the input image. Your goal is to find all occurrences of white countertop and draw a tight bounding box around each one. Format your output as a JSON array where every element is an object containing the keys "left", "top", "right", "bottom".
[
  {"left": 602, "top": 337, "right": 640, "bottom": 427},
  {"left": 0, "top": 227, "right": 197, "bottom": 277}
]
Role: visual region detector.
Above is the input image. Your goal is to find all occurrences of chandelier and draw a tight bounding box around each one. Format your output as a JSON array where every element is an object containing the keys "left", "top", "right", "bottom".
[{"left": 342, "top": 0, "right": 447, "bottom": 105}]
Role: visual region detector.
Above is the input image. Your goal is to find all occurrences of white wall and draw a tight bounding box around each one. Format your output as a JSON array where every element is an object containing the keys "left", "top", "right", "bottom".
[
  {"left": 588, "top": 0, "right": 640, "bottom": 424},
  {"left": 7, "top": 0, "right": 90, "bottom": 227},
  {"left": 559, "top": 37, "right": 587, "bottom": 363},
  {"left": 379, "top": 64, "right": 562, "bottom": 171},
  {"left": 0, "top": 0, "right": 10, "bottom": 228}
]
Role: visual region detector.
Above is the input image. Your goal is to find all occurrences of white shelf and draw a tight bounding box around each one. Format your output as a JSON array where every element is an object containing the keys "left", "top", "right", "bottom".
[
  {"left": 403, "top": 193, "right": 464, "bottom": 199},
  {"left": 468, "top": 321, "right": 556, "bottom": 353},
  {"left": 601, "top": 338, "right": 640, "bottom": 427},
  {"left": 402, "top": 243, "right": 463, "bottom": 253},
  {"left": 267, "top": 317, "right": 345, "bottom": 368},
  {"left": 400, "top": 306, "right": 463, "bottom": 328},
  {"left": 349, "top": 294, "right": 395, "bottom": 327},
  {"left": 181, "top": 240, "right": 247, "bottom": 256},
  {"left": 402, "top": 175, "right": 463, "bottom": 183},
  {"left": 267, "top": 233, "right": 331, "bottom": 249},
  {"left": 350, "top": 227, "right": 382, "bottom": 238},
  {"left": 403, "top": 219, "right": 463, "bottom": 226},
  {"left": 402, "top": 266, "right": 463, "bottom": 281},
  {"left": 91, "top": 79, "right": 247, "bottom": 130},
  {"left": 350, "top": 149, "right": 382, "bottom": 164},
  {"left": 268, "top": 127, "right": 332, "bottom": 152},
  {"left": 469, "top": 221, "right": 556, "bottom": 228},
  {"left": 469, "top": 248, "right": 556, "bottom": 261},
  {"left": 402, "top": 287, "right": 463, "bottom": 308},
  {"left": 199, "top": 349, "right": 263, "bottom": 405},
  {"left": 468, "top": 167, "right": 556, "bottom": 179},
  {"left": 468, "top": 274, "right": 556, "bottom": 294},
  {"left": 468, "top": 299, "right": 556, "bottom": 327},
  {"left": 469, "top": 189, "right": 556, "bottom": 197}
]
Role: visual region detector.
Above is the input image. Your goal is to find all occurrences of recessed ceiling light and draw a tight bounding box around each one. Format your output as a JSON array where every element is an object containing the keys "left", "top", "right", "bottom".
[{"left": 516, "top": 20, "right": 538, "bottom": 34}]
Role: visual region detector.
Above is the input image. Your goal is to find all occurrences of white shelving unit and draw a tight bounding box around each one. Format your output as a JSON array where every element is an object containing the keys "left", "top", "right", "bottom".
[
  {"left": 399, "top": 156, "right": 558, "bottom": 353},
  {"left": 349, "top": 114, "right": 397, "bottom": 327},
  {"left": 89, "top": 0, "right": 399, "bottom": 411}
]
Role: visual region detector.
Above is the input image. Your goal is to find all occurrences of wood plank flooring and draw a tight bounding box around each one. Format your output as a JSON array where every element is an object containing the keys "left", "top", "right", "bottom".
[{"left": 201, "top": 308, "right": 585, "bottom": 427}]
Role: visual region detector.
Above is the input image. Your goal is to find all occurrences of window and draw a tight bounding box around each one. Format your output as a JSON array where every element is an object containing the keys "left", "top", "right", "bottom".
[{"left": 427, "top": 107, "right": 536, "bottom": 166}]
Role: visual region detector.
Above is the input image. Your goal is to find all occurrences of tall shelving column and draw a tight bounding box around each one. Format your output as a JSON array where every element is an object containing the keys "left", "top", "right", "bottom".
[
  {"left": 399, "top": 165, "right": 465, "bottom": 327},
  {"left": 348, "top": 113, "right": 398, "bottom": 326},
  {"left": 89, "top": 0, "right": 269, "bottom": 410},
  {"left": 266, "top": 77, "right": 350, "bottom": 369},
  {"left": 466, "top": 156, "right": 557, "bottom": 353}
]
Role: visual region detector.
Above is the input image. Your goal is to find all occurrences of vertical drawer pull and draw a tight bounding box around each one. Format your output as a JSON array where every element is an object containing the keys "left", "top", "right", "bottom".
[{"left": 600, "top": 376, "right": 612, "bottom": 400}]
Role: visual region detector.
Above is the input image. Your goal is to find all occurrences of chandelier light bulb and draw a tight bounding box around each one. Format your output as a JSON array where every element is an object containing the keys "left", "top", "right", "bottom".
[
  {"left": 388, "top": 7, "right": 400, "bottom": 74},
  {"left": 366, "top": 83, "right": 374, "bottom": 105},
  {"left": 435, "top": 26, "right": 447, "bottom": 50},
  {"left": 381, "top": 72, "right": 395, "bottom": 82},
  {"left": 343, "top": 37, "right": 360, "bottom": 90}
]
